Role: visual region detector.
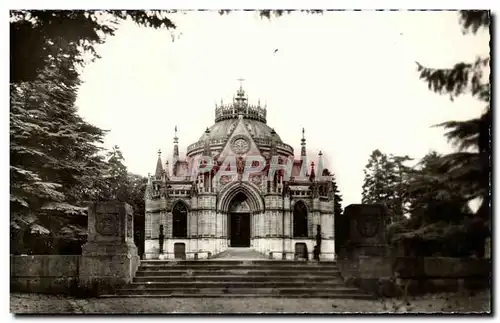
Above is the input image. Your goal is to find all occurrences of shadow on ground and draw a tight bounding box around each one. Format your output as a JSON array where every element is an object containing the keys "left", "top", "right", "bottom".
[{"left": 10, "top": 290, "right": 491, "bottom": 314}]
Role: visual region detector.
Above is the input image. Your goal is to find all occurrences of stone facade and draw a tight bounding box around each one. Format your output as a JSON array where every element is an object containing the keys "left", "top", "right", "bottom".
[{"left": 144, "top": 85, "right": 336, "bottom": 260}]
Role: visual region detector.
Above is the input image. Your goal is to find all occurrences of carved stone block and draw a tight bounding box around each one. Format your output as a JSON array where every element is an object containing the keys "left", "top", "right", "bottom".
[
  {"left": 344, "top": 204, "right": 388, "bottom": 246},
  {"left": 80, "top": 202, "right": 138, "bottom": 295}
]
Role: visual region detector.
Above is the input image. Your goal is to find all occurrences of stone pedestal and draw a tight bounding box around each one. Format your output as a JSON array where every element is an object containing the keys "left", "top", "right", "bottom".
[
  {"left": 337, "top": 204, "right": 395, "bottom": 296},
  {"left": 79, "top": 202, "right": 139, "bottom": 295}
]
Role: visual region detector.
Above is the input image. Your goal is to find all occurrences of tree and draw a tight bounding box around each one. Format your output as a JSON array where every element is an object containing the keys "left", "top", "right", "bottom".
[
  {"left": 331, "top": 174, "right": 344, "bottom": 218},
  {"left": 362, "top": 149, "right": 390, "bottom": 204},
  {"left": 322, "top": 169, "right": 345, "bottom": 254},
  {"left": 10, "top": 62, "right": 108, "bottom": 228},
  {"left": 362, "top": 150, "right": 413, "bottom": 222},
  {"left": 123, "top": 173, "right": 148, "bottom": 257},
  {"left": 406, "top": 151, "right": 472, "bottom": 225},
  {"left": 390, "top": 150, "right": 487, "bottom": 257},
  {"left": 10, "top": 61, "right": 113, "bottom": 253},
  {"left": 390, "top": 154, "right": 413, "bottom": 218},
  {"left": 415, "top": 10, "right": 490, "bottom": 221},
  {"left": 321, "top": 168, "right": 343, "bottom": 216},
  {"left": 100, "top": 145, "right": 129, "bottom": 201},
  {"left": 10, "top": 10, "right": 174, "bottom": 253},
  {"left": 10, "top": 10, "right": 176, "bottom": 83}
]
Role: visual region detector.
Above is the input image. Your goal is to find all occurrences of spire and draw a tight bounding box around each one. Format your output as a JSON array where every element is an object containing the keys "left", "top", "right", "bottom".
[
  {"left": 214, "top": 79, "right": 266, "bottom": 123},
  {"left": 165, "top": 160, "right": 170, "bottom": 177},
  {"left": 203, "top": 127, "right": 211, "bottom": 156},
  {"left": 309, "top": 161, "right": 316, "bottom": 182},
  {"left": 145, "top": 173, "right": 153, "bottom": 199},
  {"left": 155, "top": 149, "right": 163, "bottom": 178},
  {"left": 270, "top": 128, "right": 277, "bottom": 156},
  {"left": 238, "top": 77, "right": 245, "bottom": 88},
  {"left": 235, "top": 78, "right": 247, "bottom": 104},
  {"left": 317, "top": 150, "right": 324, "bottom": 178},
  {"left": 173, "top": 126, "right": 179, "bottom": 163},
  {"left": 301, "top": 128, "right": 306, "bottom": 157},
  {"left": 173, "top": 126, "right": 179, "bottom": 144}
]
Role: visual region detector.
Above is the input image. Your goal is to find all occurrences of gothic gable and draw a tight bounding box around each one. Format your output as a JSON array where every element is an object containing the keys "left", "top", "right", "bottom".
[{"left": 216, "top": 116, "right": 262, "bottom": 163}]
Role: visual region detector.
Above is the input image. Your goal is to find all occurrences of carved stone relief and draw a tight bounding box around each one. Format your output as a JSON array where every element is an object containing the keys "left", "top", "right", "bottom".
[
  {"left": 96, "top": 212, "right": 119, "bottom": 236},
  {"left": 356, "top": 215, "right": 380, "bottom": 238}
]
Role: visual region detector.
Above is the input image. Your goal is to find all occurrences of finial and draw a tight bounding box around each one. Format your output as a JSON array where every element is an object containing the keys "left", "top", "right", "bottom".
[
  {"left": 158, "top": 149, "right": 161, "bottom": 157},
  {"left": 302, "top": 128, "right": 305, "bottom": 139},
  {"left": 205, "top": 127, "right": 210, "bottom": 134},
  {"left": 173, "top": 126, "right": 179, "bottom": 145},
  {"left": 237, "top": 77, "right": 245, "bottom": 89},
  {"left": 319, "top": 150, "right": 323, "bottom": 156}
]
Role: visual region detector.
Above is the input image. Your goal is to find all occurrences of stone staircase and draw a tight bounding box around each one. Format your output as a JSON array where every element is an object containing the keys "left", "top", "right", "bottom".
[{"left": 101, "top": 258, "right": 374, "bottom": 299}]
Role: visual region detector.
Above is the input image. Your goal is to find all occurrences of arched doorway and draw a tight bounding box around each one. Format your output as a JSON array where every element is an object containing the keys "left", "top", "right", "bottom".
[
  {"left": 293, "top": 201, "right": 308, "bottom": 238},
  {"left": 228, "top": 192, "right": 251, "bottom": 247},
  {"left": 172, "top": 201, "right": 188, "bottom": 238}
]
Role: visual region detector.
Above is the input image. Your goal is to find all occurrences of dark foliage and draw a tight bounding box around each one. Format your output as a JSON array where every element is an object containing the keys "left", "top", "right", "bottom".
[
  {"left": 10, "top": 10, "right": 176, "bottom": 83},
  {"left": 415, "top": 10, "right": 490, "bottom": 222},
  {"left": 10, "top": 10, "right": 157, "bottom": 254}
]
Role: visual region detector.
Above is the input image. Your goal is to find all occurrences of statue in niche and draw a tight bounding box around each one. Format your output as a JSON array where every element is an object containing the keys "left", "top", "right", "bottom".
[
  {"left": 158, "top": 224, "right": 165, "bottom": 256},
  {"left": 282, "top": 181, "right": 290, "bottom": 197},
  {"left": 237, "top": 156, "right": 245, "bottom": 175}
]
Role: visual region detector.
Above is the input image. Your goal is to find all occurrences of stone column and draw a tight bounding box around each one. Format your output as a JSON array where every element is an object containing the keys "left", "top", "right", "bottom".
[{"left": 79, "top": 202, "right": 139, "bottom": 295}]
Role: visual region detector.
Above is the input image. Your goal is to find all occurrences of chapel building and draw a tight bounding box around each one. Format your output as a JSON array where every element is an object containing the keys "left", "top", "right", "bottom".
[{"left": 144, "top": 85, "right": 336, "bottom": 260}]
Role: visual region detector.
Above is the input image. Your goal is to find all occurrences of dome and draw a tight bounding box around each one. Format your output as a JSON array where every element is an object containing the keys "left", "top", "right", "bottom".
[
  {"left": 199, "top": 118, "right": 282, "bottom": 142},
  {"left": 186, "top": 85, "right": 293, "bottom": 157}
]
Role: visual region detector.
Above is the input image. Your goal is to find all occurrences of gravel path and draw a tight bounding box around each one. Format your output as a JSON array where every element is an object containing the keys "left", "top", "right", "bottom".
[{"left": 10, "top": 291, "right": 491, "bottom": 314}]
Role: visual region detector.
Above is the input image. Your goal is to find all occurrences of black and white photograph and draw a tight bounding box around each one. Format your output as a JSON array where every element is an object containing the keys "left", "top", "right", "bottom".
[{"left": 8, "top": 7, "right": 492, "bottom": 314}]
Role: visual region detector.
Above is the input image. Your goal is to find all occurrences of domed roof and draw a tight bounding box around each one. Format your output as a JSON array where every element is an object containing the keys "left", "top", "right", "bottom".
[{"left": 199, "top": 118, "right": 282, "bottom": 142}]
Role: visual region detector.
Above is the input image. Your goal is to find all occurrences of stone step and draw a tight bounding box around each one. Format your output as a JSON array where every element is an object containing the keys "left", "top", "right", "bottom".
[
  {"left": 210, "top": 248, "right": 270, "bottom": 260},
  {"left": 138, "top": 265, "right": 340, "bottom": 271},
  {"left": 114, "top": 287, "right": 364, "bottom": 296},
  {"left": 102, "top": 258, "right": 371, "bottom": 299},
  {"left": 101, "top": 293, "right": 375, "bottom": 299},
  {"left": 133, "top": 275, "right": 343, "bottom": 283},
  {"left": 124, "top": 281, "right": 346, "bottom": 289},
  {"left": 135, "top": 270, "right": 341, "bottom": 277},
  {"left": 140, "top": 260, "right": 337, "bottom": 266}
]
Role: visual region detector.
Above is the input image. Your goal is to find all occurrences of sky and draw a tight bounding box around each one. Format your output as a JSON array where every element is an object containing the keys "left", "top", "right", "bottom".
[{"left": 75, "top": 10, "right": 490, "bottom": 208}]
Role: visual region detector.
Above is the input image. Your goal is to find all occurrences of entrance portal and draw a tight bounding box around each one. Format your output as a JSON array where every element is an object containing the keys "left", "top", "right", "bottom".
[
  {"left": 228, "top": 192, "right": 251, "bottom": 247},
  {"left": 230, "top": 213, "right": 250, "bottom": 247}
]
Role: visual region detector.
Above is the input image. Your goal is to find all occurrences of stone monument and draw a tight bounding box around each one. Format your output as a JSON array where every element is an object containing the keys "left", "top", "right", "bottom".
[
  {"left": 337, "top": 204, "right": 393, "bottom": 296},
  {"left": 79, "top": 201, "right": 139, "bottom": 295},
  {"left": 346, "top": 204, "right": 388, "bottom": 255}
]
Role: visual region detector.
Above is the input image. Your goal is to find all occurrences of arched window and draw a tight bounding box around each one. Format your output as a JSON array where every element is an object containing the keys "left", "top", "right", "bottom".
[
  {"left": 293, "top": 201, "right": 308, "bottom": 238},
  {"left": 172, "top": 202, "right": 188, "bottom": 238}
]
